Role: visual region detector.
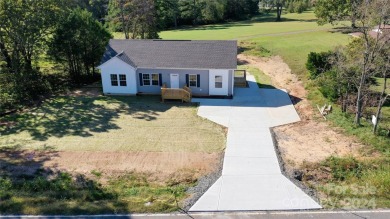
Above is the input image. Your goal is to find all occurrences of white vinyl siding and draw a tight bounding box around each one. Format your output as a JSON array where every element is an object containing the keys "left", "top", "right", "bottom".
[
  {"left": 99, "top": 57, "right": 137, "bottom": 95},
  {"left": 209, "top": 69, "right": 229, "bottom": 95}
]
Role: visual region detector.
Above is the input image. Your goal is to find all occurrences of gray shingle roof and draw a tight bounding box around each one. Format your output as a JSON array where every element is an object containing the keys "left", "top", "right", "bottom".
[{"left": 101, "top": 39, "right": 237, "bottom": 69}]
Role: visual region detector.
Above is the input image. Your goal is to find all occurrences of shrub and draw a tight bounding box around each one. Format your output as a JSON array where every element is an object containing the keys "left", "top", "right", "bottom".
[
  {"left": 306, "top": 51, "right": 333, "bottom": 79},
  {"left": 317, "top": 70, "right": 340, "bottom": 101}
]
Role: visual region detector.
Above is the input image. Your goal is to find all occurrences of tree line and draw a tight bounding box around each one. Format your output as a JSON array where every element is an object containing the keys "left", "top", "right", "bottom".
[
  {"left": 0, "top": 0, "right": 315, "bottom": 114},
  {"left": 0, "top": 0, "right": 111, "bottom": 113},
  {"left": 308, "top": 0, "right": 389, "bottom": 134}
]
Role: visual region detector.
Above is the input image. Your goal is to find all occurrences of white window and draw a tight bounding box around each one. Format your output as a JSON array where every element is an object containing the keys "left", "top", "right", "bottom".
[
  {"left": 111, "top": 74, "right": 118, "bottom": 86},
  {"left": 189, "top": 74, "right": 197, "bottom": 87},
  {"left": 142, "top": 73, "right": 159, "bottom": 86},
  {"left": 119, "top": 74, "right": 127, "bottom": 86},
  {"left": 143, "top": 74, "right": 151, "bottom": 85},
  {"left": 215, "top": 75, "right": 222, "bottom": 88},
  {"left": 151, "top": 73, "right": 159, "bottom": 85}
]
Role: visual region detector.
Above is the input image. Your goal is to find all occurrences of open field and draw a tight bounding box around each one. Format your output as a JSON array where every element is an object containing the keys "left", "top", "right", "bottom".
[{"left": 158, "top": 12, "right": 341, "bottom": 40}]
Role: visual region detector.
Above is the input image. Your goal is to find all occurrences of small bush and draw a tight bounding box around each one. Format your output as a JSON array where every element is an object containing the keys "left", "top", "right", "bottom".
[
  {"left": 323, "top": 156, "right": 363, "bottom": 181},
  {"left": 317, "top": 70, "right": 340, "bottom": 101},
  {"left": 306, "top": 51, "right": 333, "bottom": 79}
]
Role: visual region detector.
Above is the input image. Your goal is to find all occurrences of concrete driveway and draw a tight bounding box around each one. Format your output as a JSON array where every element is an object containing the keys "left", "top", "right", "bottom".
[{"left": 189, "top": 75, "right": 321, "bottom": 211}]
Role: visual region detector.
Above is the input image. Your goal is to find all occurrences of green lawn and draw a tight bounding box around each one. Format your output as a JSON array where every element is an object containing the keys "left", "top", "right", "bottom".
[
  {"left": 372, "top": 77, "right": 390, "bottom": 93},
  {"left": 0, "top": 95, "right": 225, "bottom": 153},
  {"left": 158, "top": 12, "right": 339, "bottom": 40},
  {"left": 238, "top": 65, "right": 274, "bottom": 89}
]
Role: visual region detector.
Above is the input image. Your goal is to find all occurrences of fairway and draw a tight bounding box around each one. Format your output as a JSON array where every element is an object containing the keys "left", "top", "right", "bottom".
[
  {"left": 158, "top": 11, "right": 351, "bottom": 80},
  {"left": 159, "top": 12, "right": 338, "bottom": 40}
]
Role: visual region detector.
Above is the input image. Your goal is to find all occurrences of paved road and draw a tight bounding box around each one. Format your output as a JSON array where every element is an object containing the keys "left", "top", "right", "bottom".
[
  {"left": 1, "top": 210, "right": 390, "bottom": 219},
  {"left": 189, "top": 76, "right": 320, "bottom": 211}
]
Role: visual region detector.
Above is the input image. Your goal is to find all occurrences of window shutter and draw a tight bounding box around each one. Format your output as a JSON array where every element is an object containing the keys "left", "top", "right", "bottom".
[
  {"left": 139, "top": 73, "right": 143, "bottom": 86},
  {"left": 185, "top": 74, "right": 189, "bottom": 87},
  {"left": 159, "top": 73, "right": 162, "bottom": 86},
  {"left": 197, "top": 74, "right": 200, "bottom": 87}
]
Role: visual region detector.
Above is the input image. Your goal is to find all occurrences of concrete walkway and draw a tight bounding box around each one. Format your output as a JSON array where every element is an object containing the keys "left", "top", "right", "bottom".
[{"left": 189, "top": 75, "right": 321, "bottom": 211}]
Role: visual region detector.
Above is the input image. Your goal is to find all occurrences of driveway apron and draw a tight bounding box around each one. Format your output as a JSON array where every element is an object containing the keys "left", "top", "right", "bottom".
[{"left": 189, "top": 75, "right": 321, "bottom": 211}]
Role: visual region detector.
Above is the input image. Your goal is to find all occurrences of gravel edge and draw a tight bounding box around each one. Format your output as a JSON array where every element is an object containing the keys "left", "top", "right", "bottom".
[
  {"left": 180, "top": 153, "right": 224, "bottom": 212},
  {"left": 270, "top": 127, "right": 321, "bottom": 205}
]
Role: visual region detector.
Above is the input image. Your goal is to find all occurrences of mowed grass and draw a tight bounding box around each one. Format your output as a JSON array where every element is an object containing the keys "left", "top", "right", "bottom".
[
  {"left": 372, "top": 77, "right": 390, "bottom": 93},
  {"left": 157, "top": 12, "right": 338, "bottom": 40},
  {"left": 0, "top": 95, "right": 225, "bottom": 153},
  {"left": 238, "top": 65, "right": 274, "bottom": 89}
]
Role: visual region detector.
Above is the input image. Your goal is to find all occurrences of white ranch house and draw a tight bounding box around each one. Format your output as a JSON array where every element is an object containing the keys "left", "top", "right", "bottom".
[{"left": 98, "top": 39, "right": 242, "bottom": 100}]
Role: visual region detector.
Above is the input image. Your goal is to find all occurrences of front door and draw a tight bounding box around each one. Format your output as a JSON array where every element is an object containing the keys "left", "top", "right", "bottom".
[{"left": 170, "top": 74, "right": 179, "bottom": 88}]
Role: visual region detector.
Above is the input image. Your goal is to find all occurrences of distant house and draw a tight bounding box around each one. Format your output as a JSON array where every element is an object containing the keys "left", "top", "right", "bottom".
[
  {"left": 349, "top": 25, "right": 390, "bottom": 41},
  {"left": 98, "top": 39, "right": 238, "bottom": 98}
]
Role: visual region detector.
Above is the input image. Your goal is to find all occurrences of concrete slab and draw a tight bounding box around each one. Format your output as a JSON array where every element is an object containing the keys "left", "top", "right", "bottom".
[
  {"left": 222, "top": 157, "right": 281, "bottom": 175},
  {"left": 190, "top": 75, "right": 321, "bottom": 212},
  {"left": 217, "top": 175, "right": 321, "bottom": 211},
  {"left": 189, "top": 178, "right": 223, "bottom": 211}
]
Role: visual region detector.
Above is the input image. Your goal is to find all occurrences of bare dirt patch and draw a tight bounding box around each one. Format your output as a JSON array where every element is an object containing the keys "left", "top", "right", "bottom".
[
  {"left": 45, "top": 151, "right": 222, "bottom": 181},
  {"left": 0, "top": 149, "right": 222, "bottom": 183},
  {"left": 238, "top": 54, "right": 365, "bottom": 170}
]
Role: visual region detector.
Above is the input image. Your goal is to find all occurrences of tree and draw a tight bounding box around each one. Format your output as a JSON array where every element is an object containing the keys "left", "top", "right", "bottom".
[
  {"left": 314, "top": 0, "right": 362, "bottom": 27},
  {"left": 373, "top": 46, "right": 389, "bottom": 133},
  {"left": 107, "top": 0, "right": 159, "bottom": 39},
  {"left": 226, "top": 0, "right": 260, "bottom": 21},
  {"left": 352, "top": 0, "right": 389, "bottom": 125},
  {"left": 0, "top": 0, "right": 66, "bottom": 102},
  {"left": 50, "top": 8, "right": 111, "bottom": 83},
  {"left": 260, "top": 0, "right": 286, "bottom": 21},
  {"left": 155, "top": 0, "right": 180, "bottom": 29},
  {"left": 76, "top": 0, "right": 110, "bottom": 23}
]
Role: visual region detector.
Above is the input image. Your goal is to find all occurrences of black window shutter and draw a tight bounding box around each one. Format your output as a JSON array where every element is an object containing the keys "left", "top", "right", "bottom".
[
  {"left": 159, "top": 73, "right": 162, "bottom": 86},
  {"left": 139, "top": 73, "right": 143, "bottom": 86},
  {"left": 185, "top": 74, "right": 189, "bottom": 87},
  {"left": 197, "top": 74, "right": 200, "bottom": 87}
]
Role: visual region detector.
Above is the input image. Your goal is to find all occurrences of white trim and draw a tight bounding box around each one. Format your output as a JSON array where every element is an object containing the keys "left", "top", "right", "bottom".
[
  {"left": 231, "top": 69, "right": 234, "bottom": 96},
  {"left": 141, "top": 73, "right": 160, "bottom": 86},
  {"left": 188, "top": 74, "right": 197, "bottom": 87},
  {"left": 97, "top": 56, "right": 136, "bottom": 71},
  {"left": 137, "top": 66, "right": 236, "bottom": 71}
]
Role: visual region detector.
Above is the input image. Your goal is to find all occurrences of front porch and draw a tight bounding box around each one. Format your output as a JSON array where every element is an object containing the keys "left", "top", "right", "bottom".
[{"left": 161, "top": 84, "right": 192, "bottom": 103}]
